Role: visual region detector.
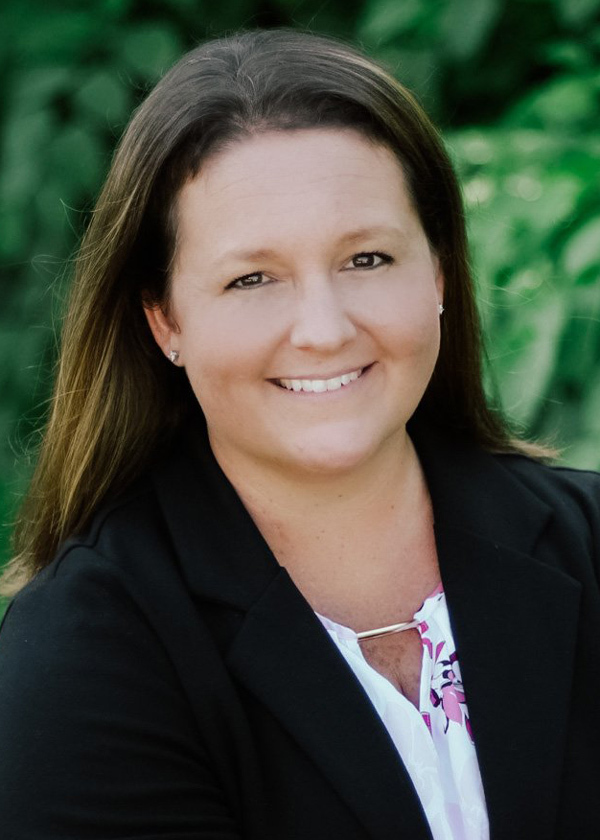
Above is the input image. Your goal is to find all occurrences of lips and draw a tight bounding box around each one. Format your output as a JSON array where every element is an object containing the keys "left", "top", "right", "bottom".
[{"left": 273, "top": 365, "right": 370, "bottom": 393}]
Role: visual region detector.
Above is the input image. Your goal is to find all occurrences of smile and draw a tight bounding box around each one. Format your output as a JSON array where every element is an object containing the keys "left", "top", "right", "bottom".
[{"left": 274, "top": 367, "right": 366, "bottom": 393}]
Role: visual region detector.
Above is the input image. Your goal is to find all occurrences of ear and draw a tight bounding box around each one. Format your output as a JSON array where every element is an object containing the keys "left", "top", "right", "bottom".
[{"left": 143, "top": 300, "right": 180, "bottom": 362}]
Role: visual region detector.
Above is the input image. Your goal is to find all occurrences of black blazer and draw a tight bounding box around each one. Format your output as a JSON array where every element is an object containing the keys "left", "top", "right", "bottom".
[{"left": 1, "top": 424, "right": 599, "bottom": 840}]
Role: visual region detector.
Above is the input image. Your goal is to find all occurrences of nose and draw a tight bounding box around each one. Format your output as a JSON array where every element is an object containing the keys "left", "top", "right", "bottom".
[{"left": 289, "top": 277, "right": 357, "bottom": 352}]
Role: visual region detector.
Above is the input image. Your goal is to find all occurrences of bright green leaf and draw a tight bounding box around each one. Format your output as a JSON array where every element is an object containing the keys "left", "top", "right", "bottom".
[
  {"left": 509, "top": 76, "right": 597, "bottom": 127},
  {"left": 562, "top": 216, "right": 600, "bottom": 278}
]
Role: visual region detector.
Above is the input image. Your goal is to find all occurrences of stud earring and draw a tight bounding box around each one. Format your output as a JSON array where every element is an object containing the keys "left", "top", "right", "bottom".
[
  {"left": 168, "top": 350, "right": 179, "bottom": 364},
  {"left": 438, "top": 304, "right": 444, "bottom": 316}
]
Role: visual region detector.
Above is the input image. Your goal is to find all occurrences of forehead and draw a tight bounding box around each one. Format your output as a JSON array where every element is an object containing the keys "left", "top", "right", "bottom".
[{"left": 174, "top": 128, "right": 421, "bottom": 251}]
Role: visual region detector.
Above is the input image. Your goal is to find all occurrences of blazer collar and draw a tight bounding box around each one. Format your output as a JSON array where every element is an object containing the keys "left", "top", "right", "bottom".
[
  {"left": 411, "top": 423, "right": 581, "bottom": 839},
  {"left": 152, "top": 423, "right": 581, "bottom": 840}
]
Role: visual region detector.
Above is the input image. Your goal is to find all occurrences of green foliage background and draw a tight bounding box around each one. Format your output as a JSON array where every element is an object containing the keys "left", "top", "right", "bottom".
[{"left": 1, "top": 0, "right": 599, "bottom": 609}]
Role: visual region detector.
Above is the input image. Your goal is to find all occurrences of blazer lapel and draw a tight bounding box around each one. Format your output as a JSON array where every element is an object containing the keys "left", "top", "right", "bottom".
[
  {"left": 227, "top": 567, "right": 433, "bottom": 840},
  {"left": 414, "top": 424, "right": 582, "bottom": 840},
  {"left": 438, "top": 525, "right": 580, "bottom": 839},
  {"left": 152, "top": 437, "right": 433, "bottom": 840}
]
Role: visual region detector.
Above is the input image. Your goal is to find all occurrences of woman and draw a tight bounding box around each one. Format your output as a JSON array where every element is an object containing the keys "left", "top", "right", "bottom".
[{"left": 0, "top": 28, "right": 598, "bottom": 840}]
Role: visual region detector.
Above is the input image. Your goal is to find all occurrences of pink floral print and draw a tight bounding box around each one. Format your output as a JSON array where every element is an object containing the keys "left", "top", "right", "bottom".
[
  {"left": 317, "top": 584, "right": 489, "bottom": 840},
  {"left": 419, "top": 613, "right": 473, "bottom": 741}
]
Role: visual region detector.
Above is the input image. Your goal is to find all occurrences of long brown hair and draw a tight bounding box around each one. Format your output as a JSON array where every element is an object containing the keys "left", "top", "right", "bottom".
[{"left": 2, "top": 28, "right": 542, "bottom": 596}]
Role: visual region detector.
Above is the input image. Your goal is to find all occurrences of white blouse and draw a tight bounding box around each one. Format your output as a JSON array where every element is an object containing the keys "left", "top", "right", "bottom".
[{"left": 316, "top": 584, "right": 489, "bottom": 840}]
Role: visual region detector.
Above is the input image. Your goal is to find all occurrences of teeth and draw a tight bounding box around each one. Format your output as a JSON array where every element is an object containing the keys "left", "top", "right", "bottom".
[{"left": 277, "top": 368, "right": 363, "bottom": 393}]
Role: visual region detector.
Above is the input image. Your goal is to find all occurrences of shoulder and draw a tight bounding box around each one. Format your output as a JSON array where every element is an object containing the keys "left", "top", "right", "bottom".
[
  {"left": 0, "top": 492, "right": 187, "bottom": 768},
  {"left": 0, "top": 473, "right": 181, "bottom": 659},
  {"left": 0, "top": 464, "right": 221, "bottom": 746},
  {"left": 488, "top": 453, "right": 600, "bottom": 581},
  {"left": 493, "top": 453, "right": 600, "bottom": 526},
  {"left": 414, "top": 422, "right": 600, "bottom": 578},
  {"left": 54, "top": 468, "right": 181, "bottom": 595},
  {"left": 0, "top": 477, "right": 240, "bottom": 839},
  {"left": 413, "top": 420, "right": 600, "bottom": 540}
]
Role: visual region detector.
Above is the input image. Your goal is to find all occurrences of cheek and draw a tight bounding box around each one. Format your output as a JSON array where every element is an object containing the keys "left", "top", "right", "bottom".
[
  {"left": 368, "top": 285, "right": 440, "bottom": 359},
  {"left": 179, "top": 310, "right": 276, "bottom": 404},
  {"left": 383, "top": 321, "right": 440, "bottom": 377}
]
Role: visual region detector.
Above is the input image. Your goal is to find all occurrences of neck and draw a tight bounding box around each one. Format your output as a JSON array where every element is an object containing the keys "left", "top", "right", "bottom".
[
  {"left": 209, "top": 428, "right": 439, "bottom": 627},
  {"left": 210, "top": 424, "right": 416, "bottom": 520}
]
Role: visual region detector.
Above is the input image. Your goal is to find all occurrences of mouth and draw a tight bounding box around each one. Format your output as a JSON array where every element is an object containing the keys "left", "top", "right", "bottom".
[{"left": 271, "top": 364, "right": 373, "bottom": 394}]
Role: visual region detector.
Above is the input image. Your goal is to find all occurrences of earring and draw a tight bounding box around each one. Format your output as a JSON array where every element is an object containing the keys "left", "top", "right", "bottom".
[
  {"left": 438, "top": 304, "right": 444, "bottom": 316},
  {"left": 168, "top": 350, "right": 179, "bottom": 364}
]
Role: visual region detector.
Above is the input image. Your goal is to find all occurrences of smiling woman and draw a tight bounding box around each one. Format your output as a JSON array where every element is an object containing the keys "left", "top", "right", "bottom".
[{"left": 0, "top": 27, "right": 599, "bottom": 840}]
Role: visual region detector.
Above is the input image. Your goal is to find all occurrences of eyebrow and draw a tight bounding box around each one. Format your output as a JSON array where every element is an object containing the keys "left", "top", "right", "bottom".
[
  {"left": 216, "top": 226, "right": 407, "bottom": 264},
  {"left": 337, "top": 225, "right": 407, "bottom": 245}
]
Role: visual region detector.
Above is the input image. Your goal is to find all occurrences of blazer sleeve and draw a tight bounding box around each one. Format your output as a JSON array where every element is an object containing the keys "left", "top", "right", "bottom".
[{"left": 0, "top": 546, "right": 242, "bottom": 840}]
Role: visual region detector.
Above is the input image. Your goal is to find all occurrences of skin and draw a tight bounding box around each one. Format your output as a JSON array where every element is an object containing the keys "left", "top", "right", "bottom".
[{"left": 145, "top": 128, "right": 444, "bottom": 704}]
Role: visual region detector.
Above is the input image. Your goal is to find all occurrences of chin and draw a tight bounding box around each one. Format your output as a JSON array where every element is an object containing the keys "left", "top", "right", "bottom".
[{"left": 278, "top": 431, "right": 399, "bottom": 478}]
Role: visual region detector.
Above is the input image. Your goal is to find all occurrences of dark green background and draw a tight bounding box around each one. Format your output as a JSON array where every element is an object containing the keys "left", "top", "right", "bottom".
[{"left": 1, "top": 0, "right": 599, "bottom": 610}]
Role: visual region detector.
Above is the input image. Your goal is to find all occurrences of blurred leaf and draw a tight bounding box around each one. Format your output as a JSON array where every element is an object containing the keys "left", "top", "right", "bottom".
[
  {"left": 118, "top": 24, "right": 183, "bottom": 80},
  {"left": 374, "top": 45, "right": 439, "bottom": 102},
  {"left": 439, "top": 0, "right": 501, "bottom": 60},
  {"left": 0, "top": 208, "right": 29, "bottom": 260},
  {"left": 564, "top": 367, "right": 600, "bottom": 468},
  {"left": 16, "top": 10, "right": 101, "bottom": 61},
  {"left": 103, "top": 0, "right": 136, "bottom": 16},
  {"left": 555, "top": 0, "right": 600, "bottom": 26},
  {"left": 555, "top": 294, "right": 600, "bottom": 387},
  {"left": 357, "top": 0, "right": 424, "bottom": 44},
  {"left": 73, "top": 69, "right": 131, "bottom": 127},
  {"left": 507, "top": 76, "right": 598, "bottom": 128},
  {"left": 49, "top": 126, "right": 105, "bottom": 194},
  {"left": 463, "top": 174, "right": 497, "bottom": 206},
  {"left": 542, "top": 39, "right": 594, "bottom": 69},
  {"left": 451, "top": 130, "right": 496, "bottom": 165},
  {"left": 0, "top": 110, "right": 55, "bottom": 203},
  {"left": 583, "top": 374, "right": 600, "bottom": 432},
  {"left": 491, "top": 289, "right": 569, "bottom": 425},
  {"left": 12, "top": 67, "right": 72, "bottom": 108},
  {"left": 522, "top": 172, "right": 581, "bottom": 232},
  {"left": 561, "top": 216, "right": 600, "bottom": 278}
]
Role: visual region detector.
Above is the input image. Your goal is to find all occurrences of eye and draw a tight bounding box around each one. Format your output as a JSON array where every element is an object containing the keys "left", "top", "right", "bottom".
[
  {"left": 344, "top": 251, "right": 394, "bottom": 270},
  {"left": 225, "top": 272, "right": 271, "bottom": 290}
]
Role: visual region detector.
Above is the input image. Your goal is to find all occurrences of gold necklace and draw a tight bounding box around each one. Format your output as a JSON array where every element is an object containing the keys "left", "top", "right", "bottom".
[{"left": 356, "top": 618, "right": 420, "bottom": 642}]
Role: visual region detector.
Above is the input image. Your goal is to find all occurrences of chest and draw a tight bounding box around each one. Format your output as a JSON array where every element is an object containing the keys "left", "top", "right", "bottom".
[{"left": 358, "top": 629, "right": 423, "bottom": 707}]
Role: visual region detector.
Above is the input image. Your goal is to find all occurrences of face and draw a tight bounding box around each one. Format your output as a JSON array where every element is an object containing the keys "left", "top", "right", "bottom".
[{"left": 145, "top": 129, "right": 443, "bottom": 479}]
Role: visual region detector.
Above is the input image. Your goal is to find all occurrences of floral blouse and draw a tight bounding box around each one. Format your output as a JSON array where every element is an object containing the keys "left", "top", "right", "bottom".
[{"left": 316, "top": 584, "right": 489, "bottom": 840}]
